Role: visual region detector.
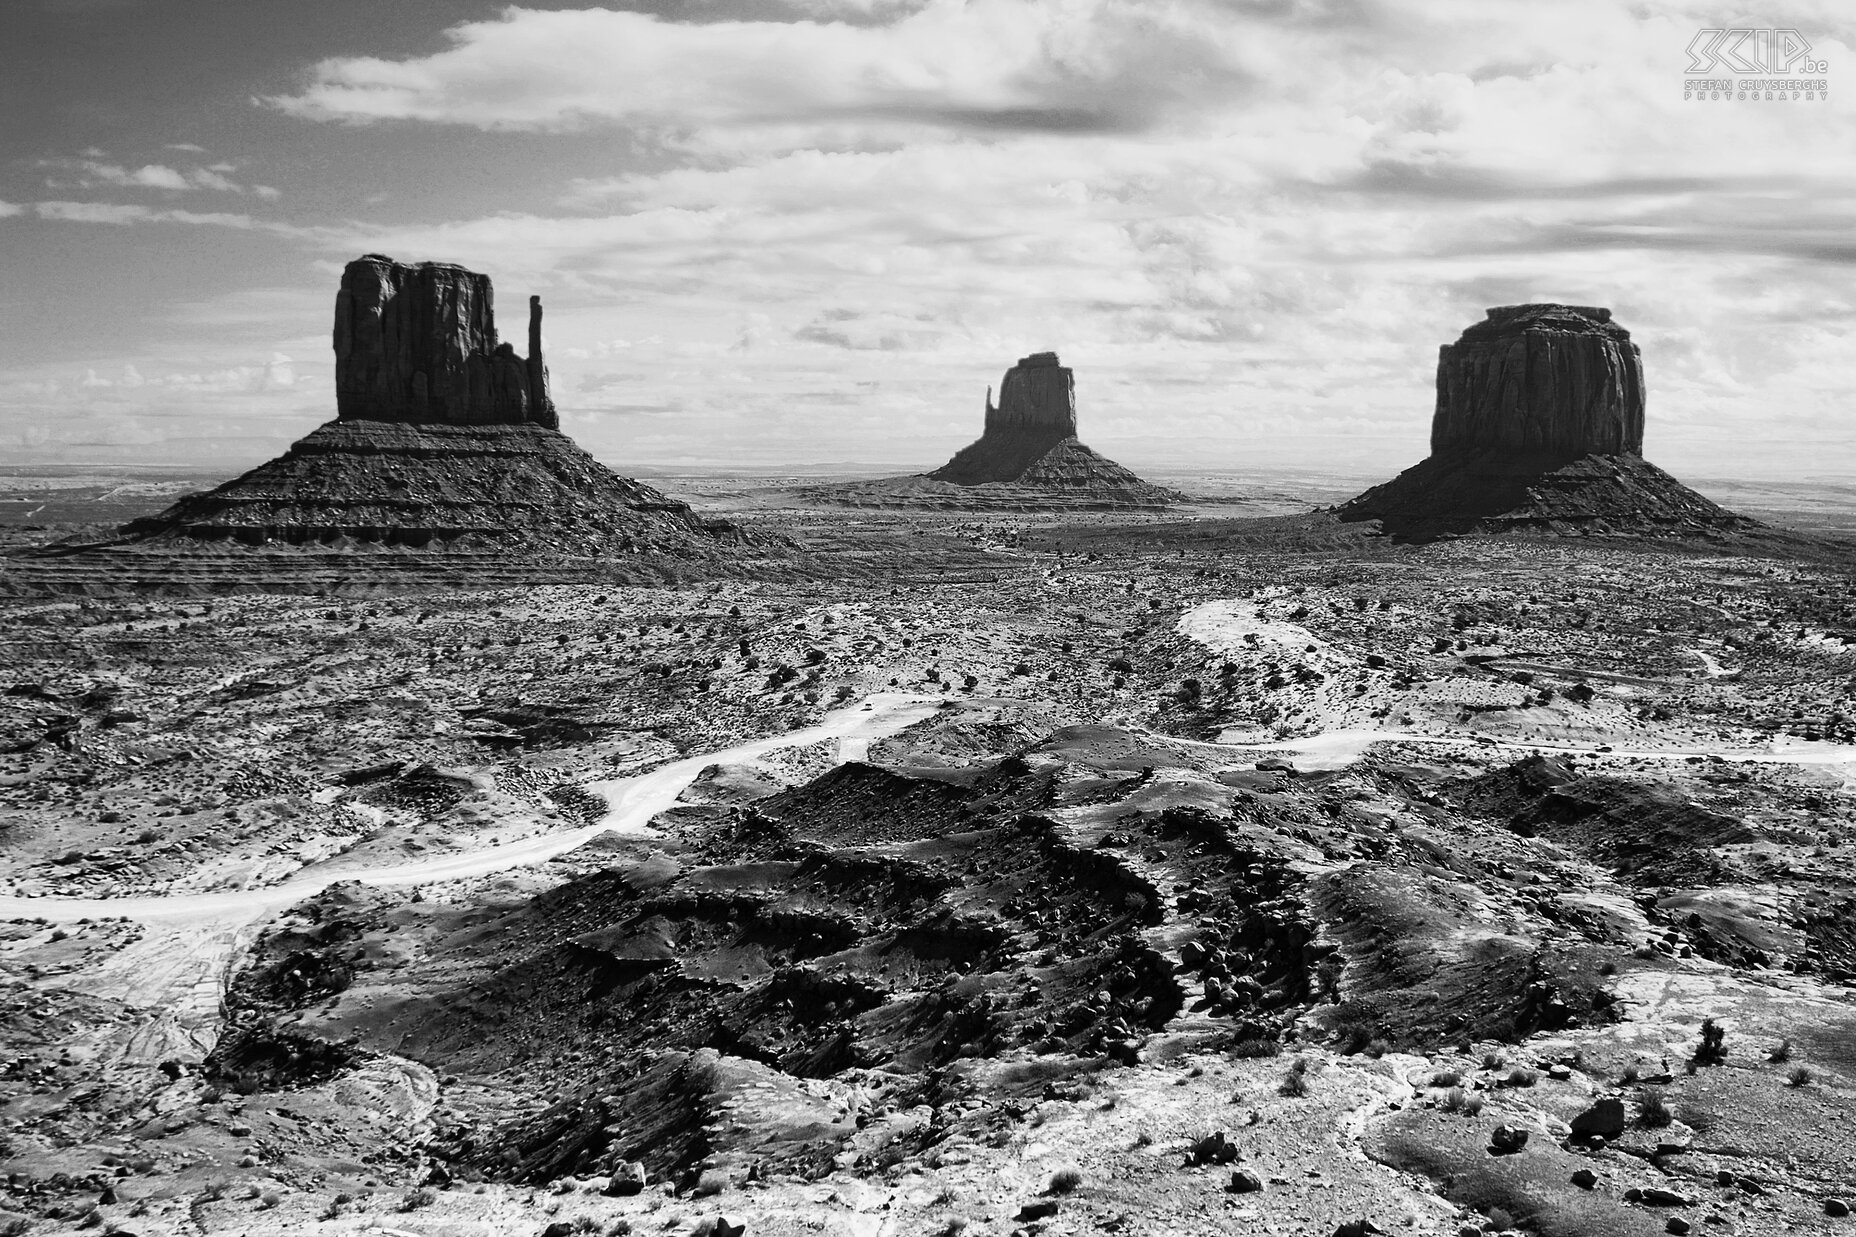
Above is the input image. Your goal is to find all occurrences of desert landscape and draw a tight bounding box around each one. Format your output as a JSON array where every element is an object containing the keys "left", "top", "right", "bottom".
[
  {"left": 4, "top": 4, "right": 1852, "bottom": 1235},
  {"left": 2, "top": 261, "right": 1855, "bottom": 1237}
]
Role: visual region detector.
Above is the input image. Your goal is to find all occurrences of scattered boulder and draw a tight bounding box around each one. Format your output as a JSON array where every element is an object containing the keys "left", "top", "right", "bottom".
[
  {"left": 1488, "top": 1124, "right": 1529, "bottom": 1155},
  {"left": 1227, "top": 1169, "right": 1264, "bottom": 1194},
  {"left": 1187, "top": 1131, "right": 1242, "bottom": 1166}
]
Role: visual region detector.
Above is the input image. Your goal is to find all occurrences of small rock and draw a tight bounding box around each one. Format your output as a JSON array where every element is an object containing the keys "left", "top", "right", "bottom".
[
  {"left": 1828, "top": 1198, "right": 1851, "bottom": 1218},
  {"left": 1227, "top": 1170, "right": 1263, "bottom": 1194},
  {"left": 1714, "top": 1170, "right": 1735, "bottom": 1187},
  {"left": 1666, "top": 1220, "right": 1691, "bottom": 1235},
  {"left": 1331, "top": 1221, "right": 1386, "bottom": 1237},
  {"left": 228, "top": 1122, "right": 252, "bottom": 1137},
  {"left": 1187, "top": 1131, "right": 1241, "bottom": 1166},
  {"left": 1571, "top": 1168, "right": 1598, "bottom": 1189},
  {"left": 1016, "top": 1200, "right": 1060, "bottom": 1221},
  {"left": 1638, "top": 1187, "right": 1691, "bottom": 1207},
  {"left": 1547, "top": 1064, "right": 1572, "bottom": 1080},
  {"left": 606, "top": 1161, "right": 647, "bottom": 1197},
  {"left": 1489, "top": 1124, "right": 1529, "bottom": 1155}
]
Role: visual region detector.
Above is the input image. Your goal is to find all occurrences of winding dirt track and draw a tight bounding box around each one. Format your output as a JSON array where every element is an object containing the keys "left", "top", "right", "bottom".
[
  {"left": 0, "top": 692, "right": 942, "bottom": 926},
  {"left": 0, "top": 693, "right": 943, "bottom": 1061}
]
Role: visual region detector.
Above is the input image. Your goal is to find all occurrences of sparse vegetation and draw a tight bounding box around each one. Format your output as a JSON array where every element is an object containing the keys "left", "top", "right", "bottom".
[
  {"left": 1693, "top": 1017, "right": 1727, "bottom": 1066},
  {"left": 1789, "top": 1064, "right": 1814, "bottom": 1088},
  {"left": 1637, "top": 1089, "right": 1674, "bottom": 1128},
  {"left": 400, "top": 1187, "right": 437, "bottom": 1211},
  {"left": 1046, "top": 1167, "right": 1083, "bottom": 1195}
]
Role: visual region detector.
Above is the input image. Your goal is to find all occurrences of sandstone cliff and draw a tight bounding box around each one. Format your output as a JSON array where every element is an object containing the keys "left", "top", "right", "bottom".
[
  {"left": 1433, "top": 304, "right": 1643, "bottom": 456},
  {"left": 333, "top": 255, "right": 556, "bottom": 430}
]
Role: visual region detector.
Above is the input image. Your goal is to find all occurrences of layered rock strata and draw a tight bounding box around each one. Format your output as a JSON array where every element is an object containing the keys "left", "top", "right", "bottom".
[
  {"left": 1341, "top": 304, "right": 1751, "bottom": 540},
  {"left": 334, "top": 254, "right": 556, "bottom": 429}
]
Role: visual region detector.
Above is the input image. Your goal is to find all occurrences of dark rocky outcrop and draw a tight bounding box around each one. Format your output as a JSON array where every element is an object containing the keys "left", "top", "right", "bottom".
[
  {"left": 1341, "top": 304, "right": 1752, "bottom": 541},
  {"left": 810, "top": 352, "right": 1180, "bottom": 510},
  {"left": 334, "top": 254, "right": 556, "bottom": 429}
]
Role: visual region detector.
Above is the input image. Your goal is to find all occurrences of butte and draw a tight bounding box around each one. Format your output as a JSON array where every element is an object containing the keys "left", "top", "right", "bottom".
[
  {"left": 6, "top": 256, "right": 762, "bottom": 593},
  {"left": 1339, "top": 304, "right": 1754, "bottom": 540},
  {"left": 807, "top": 352, "right": 1181, "bottom": 510},
  {"left": 123, "top": 256, "right": 750, "bottom": 558}
]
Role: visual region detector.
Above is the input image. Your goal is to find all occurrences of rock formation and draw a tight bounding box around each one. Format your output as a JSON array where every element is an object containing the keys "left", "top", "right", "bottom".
[
  {"left": 1340, "top": 305, "right": 1750, "bottom": 540},
  {"left": 1432, "top": 304, "right": 1643, "bottom": 456},
  {"left": 333, "top": 254, "right": 556, "bottom": 429},
  {"left": 931, "top": 351, "right": 1078, "bottom": 485},
  {"left": 811, "top": 352, "right": 1180, "bottom": 510},
  {"left": 113, "top": 256, "right": 756, "bottom": 564}
]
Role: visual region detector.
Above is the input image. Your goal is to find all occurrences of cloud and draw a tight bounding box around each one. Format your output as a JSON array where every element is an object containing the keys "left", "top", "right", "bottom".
[
  {"left": 0, "top": 201, "right": 22, "bottom": 218},
  {"left": 14, "top": 0, "right": 1856, "bottom": 475},
  {"left": 267, "top": 1, "right": 1258, "bottom": 139},
  {"left": 29, "top": 200, "right": 310, "bottom": 235},
  {"left": 41, "top": 154, "right": 281, "bottom": 198}
]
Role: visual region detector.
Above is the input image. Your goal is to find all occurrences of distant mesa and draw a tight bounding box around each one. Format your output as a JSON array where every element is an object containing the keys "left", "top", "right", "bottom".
[
  {"left": 810, "top": 351, "right": 1181, "bottom": 510},
  {"left": 115, "top": 254, "right": 751, "bottom": 560},
  {"left": 1339, "top": 304, "right": 1753, "bottom": 540}
]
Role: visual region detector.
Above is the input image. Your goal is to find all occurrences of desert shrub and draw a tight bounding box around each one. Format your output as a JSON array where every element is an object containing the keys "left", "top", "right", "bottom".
[
  {"left": 1481, "top": 1051, "right": 1505, "bottom": 1071},
  {"left": 1279, "top": 1058, "right": 1311, "bottom": 1098},
  {"left": 1788, "top": 1065, "right": 1814, "bottom": 1088},
  {"left": 1431, "top": 1069, "right": 1462, "bottom": 1088},
  {"left": 1442, "top": 1086, "right": 1470, "bottom": 1113},
  {"left": 1769, "top": 1038, "right": 1792, "bottom": 1063},
  {"left": 1, "top": 1218, "right": 30, "bottom": 1237},
  {"left": 1333, "top": 1017, "right": 1378, "bottom": 1055},
  {"left": 257, "top": 1190, "right": 281, "bottom": 1210},
  {"left": 1637, "top": 1089, "right": 1673, "bottom": 1128},
  {"left": 1693, "top": 1017, "right": 1727, "bottom": 1066},
  {"left": 1047, "top": 1167, "right": 1083, "bottom": 1195},
  {"left": 400, "top": 1188, "right": 436, "bottom": 1211},
  {"left": 1505, "top": 1067, "right": 1538, "bottom": 1088},
  {"left": 1230, "top": 1037, "right": 1281, "bottom": 1059},
  {"left": 1619, "top": 1062, "right": 1641, "bottom": 1084}
]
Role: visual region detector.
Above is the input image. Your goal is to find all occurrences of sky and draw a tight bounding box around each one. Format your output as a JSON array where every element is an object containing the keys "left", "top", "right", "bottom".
[{"left": 0, "top": 0, "right": 1851, "bottom": 480}]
